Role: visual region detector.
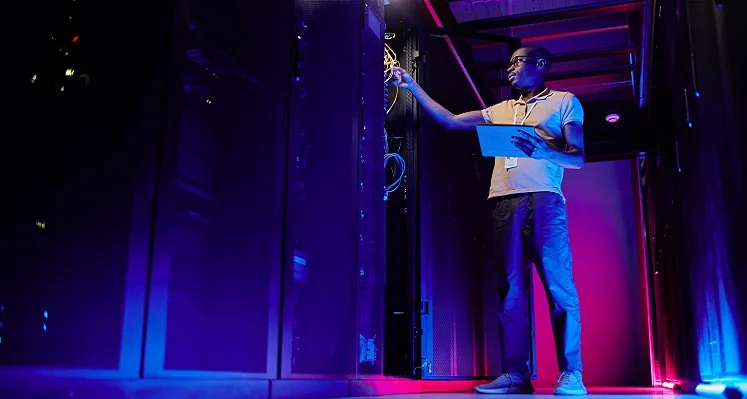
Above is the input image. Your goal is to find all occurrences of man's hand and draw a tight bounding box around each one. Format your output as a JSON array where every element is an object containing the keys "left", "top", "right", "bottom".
[
  {"left": 392, "top": 67, "right": 415, "bottom": 90},
  {"left": 511, "top": 129, "right": 553, "bottom": 160}
]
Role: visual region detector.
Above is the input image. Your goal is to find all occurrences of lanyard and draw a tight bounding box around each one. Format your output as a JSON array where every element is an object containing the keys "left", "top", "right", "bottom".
[
  {"left": 513, "top": 100, "right": 539, "bottom": 126},
  {"left": 506, "top": 92, "right": 543, "bottom": 169}
]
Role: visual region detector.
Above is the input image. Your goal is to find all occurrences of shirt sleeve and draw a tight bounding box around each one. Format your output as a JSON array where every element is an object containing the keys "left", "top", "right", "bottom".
[
  {"left": 560, "top": 93, "right": 584, "bottom": 127},
  {"left": 481, "top": 102, "right": 502, "bottom": 124}
]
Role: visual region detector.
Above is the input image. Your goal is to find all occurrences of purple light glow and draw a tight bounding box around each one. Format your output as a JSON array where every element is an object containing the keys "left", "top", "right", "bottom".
[{"left": 606, "top": 113, "right": 620, "bottom": 123}]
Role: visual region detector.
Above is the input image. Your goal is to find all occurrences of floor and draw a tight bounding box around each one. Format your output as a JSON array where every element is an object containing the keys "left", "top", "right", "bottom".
[
  {"left": 337, "top": 395, "right": 694, "bottom": 399},
  {"left": 333, "top": 387, "right": 697, "bottom": 399}
]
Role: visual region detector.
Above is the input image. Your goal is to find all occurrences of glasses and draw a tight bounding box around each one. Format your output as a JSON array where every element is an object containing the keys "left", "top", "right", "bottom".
[{"left": 506, "top": 56, "right": 542, "bottom": 69}]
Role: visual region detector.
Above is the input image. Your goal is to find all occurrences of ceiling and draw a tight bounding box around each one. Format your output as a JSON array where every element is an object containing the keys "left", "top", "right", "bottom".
[
  {"left": 382, "top": 0, "right": 654, "bottom": 158},
  {"left": 426, "top": 0, "right": 651, "bottom": 107}
]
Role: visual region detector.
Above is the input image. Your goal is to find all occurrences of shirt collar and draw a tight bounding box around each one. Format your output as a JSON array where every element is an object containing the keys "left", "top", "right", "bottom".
[{"left": 517, "top": 87, "right": 554, "bottom": 104}]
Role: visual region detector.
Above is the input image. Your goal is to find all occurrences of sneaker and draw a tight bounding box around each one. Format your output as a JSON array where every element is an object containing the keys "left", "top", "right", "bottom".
[
  {"left": 475, "top": 372, "right": 535, "bottom": 394},
  {"left": 553, "top": 371, "right": 587, "bottom": 395}
]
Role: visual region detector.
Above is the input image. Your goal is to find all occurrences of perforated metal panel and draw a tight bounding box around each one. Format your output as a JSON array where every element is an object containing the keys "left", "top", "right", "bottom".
[
  {"left": 281, "top": 0, "right": 364, "bottom": 377},
  {"left": 144, "top": 0, "right": 291, "bottom": 376},
  {"left": 357, "top": 0, "right": 387, "bottom": 377}
]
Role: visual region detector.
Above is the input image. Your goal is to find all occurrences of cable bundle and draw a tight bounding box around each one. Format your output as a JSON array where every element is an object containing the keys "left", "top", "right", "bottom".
[
  {"left": 384, "top": 36, "right": 399, "bottom": 115},
  {"left": 383, "top": 32, "right": 405, "bottom": 200},
  {"left": 384, "top": 32, "right": 398, "bottom": 82},
  {"left": 384, "top": 152, "right": 406, "bottom": 200}
]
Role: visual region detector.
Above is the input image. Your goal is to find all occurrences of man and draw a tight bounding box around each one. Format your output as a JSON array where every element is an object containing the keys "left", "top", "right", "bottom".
[{"left": 392, "top": 46, "right": 587, "bottom": 396}]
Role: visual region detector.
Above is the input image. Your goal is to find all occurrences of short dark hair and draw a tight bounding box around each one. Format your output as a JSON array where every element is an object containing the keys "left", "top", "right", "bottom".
[{"left": 523, "top": 46, "right": 552, "bottom": 71}]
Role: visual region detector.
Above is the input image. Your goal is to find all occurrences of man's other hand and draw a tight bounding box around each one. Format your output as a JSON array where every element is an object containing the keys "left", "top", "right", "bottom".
[{"left": 511, "top": 129, "right": 553, "bottom": 160}]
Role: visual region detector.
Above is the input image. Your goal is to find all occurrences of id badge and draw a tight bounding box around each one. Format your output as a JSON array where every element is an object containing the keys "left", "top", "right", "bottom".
[{"left": 504, "top": 157, "right": 518, "bottom": 170}]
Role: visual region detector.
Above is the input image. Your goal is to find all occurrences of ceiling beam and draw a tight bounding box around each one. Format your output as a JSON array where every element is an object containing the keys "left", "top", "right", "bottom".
[
  {"left": 425, "top": 27, "right": 519, "bottom": 44},
  {"left": 479, "top": 45, "right": 640, "bottom": 71},
  {"left": 452, "top": 0, "right": 645, "bottom": 32},
  {"left": 487, "top": 64, "right": 637, "bottom": 87},
  {"left": 424, "top": 0, "right": 498, "bottom": 105}
]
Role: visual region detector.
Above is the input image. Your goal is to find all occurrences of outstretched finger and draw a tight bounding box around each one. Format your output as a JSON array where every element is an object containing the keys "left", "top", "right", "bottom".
[
  {"left": 511, "top": 139, "right": 533, "bottom": 156},
  {"left": 511, "top": 136, "right": 534, "bottom": 147},
  {"left": 516, "top": 129, "right": 541, "bottom": 143}
]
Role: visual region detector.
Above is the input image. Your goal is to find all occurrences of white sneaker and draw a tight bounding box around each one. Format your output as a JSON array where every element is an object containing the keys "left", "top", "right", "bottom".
[{"left": 553, "top": 371, "right": 587, "bottom": 396}]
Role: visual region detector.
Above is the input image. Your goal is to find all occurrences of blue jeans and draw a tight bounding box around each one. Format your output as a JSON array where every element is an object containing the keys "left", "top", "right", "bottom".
[{"left": 490, "top": 191, "right": 582, "bottom": 374}]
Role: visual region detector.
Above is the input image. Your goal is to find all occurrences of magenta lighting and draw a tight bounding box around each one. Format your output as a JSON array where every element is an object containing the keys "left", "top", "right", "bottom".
[{"left": 606, "top": 113, "right": 620, "bottom": 123}]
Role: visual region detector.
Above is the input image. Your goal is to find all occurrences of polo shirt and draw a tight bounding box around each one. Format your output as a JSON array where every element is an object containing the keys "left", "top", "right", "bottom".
[{"left": 480, "top": 88, "right": 584, "bottom": 199}]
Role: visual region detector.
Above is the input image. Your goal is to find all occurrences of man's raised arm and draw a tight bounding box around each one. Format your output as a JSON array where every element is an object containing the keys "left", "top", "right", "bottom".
[{"left": 392, "top": 67, "right": 484, "bottom": 131}]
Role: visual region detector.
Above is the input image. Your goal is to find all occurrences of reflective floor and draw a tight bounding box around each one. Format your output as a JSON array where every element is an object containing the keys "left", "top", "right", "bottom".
[
  {"left": 341, "top": 395, "right": 695, "bottom": 399},
  {"left": 337, "top": 388, "right": 696, "bottom": 399}
]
